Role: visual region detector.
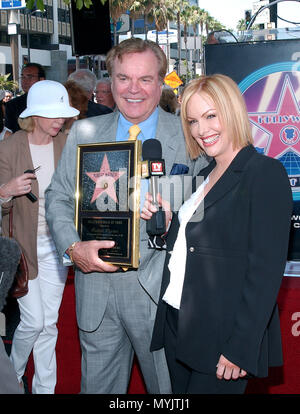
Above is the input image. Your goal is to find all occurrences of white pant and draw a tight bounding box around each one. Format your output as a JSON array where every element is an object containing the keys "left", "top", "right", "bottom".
[{"left": 10, "top": 234, "right": 68, "bottom": 394}]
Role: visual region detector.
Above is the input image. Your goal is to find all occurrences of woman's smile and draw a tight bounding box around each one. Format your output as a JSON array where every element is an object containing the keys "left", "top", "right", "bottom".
[{"left": 200, "top": 134, "right": 220, "bottom": 146}]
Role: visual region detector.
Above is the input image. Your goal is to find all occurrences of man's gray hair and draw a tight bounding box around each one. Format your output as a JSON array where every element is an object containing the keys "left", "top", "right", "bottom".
[
  {"left": 68, "top": 69, "right": 97, "bottom": 94},
  {"left": 96, "top": 78, "right": 111, "bottom": 87}
]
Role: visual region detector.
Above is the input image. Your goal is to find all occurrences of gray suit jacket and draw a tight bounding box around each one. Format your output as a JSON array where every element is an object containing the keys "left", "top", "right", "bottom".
[{"left": 45, "top": 108, "right": 207, "bottom": 332}]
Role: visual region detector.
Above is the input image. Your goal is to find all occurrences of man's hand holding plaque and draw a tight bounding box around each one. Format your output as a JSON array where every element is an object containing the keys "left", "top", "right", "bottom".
[{"left": 67, "top": 240, "right": 120, "bottom": 273}]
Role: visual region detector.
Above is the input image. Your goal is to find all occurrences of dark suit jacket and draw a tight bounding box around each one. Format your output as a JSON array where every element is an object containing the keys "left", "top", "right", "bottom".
[
  {"left": 151, "top": 145, "right": 293, "bottom": 378},
  {"left": 87, "top": 100, "right": 112, "bottom": 118},
  {"left": 4, "top": 93, "right": 27, "bottom": 133}
]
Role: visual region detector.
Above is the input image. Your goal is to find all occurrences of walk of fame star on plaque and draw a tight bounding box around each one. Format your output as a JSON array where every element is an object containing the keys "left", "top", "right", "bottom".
[
  {"left": 85, "top": 153, "right": 126, "bottom": 204},
  {"left": 75, "top": 140, "right": 142, "bottom": 268}
]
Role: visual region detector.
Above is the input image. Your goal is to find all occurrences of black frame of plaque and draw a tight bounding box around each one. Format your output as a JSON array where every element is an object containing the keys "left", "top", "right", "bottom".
[{"left": 75, "top": 141, "right": 141, "bottom": 268}]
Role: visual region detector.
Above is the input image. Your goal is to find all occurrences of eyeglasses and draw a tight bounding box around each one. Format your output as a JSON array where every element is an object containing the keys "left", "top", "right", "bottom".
[{"left": 20, "top": 75, "right": 39, "bottom": 80}]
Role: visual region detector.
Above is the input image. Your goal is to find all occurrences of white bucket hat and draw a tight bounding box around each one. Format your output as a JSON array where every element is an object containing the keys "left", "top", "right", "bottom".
[{"left": 19, "top": 80, "right": 80, "bottom": 118}]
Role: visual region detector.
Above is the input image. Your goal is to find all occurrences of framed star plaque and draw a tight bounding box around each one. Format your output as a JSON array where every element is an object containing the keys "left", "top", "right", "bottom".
[{"left": 75, "top": 140, "right": 142, "bottom": 268}]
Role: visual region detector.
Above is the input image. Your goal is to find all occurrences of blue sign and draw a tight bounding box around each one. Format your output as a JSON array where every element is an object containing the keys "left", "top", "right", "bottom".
[{"left": 0, "top": 0, "right": 25, "bottom": 9}]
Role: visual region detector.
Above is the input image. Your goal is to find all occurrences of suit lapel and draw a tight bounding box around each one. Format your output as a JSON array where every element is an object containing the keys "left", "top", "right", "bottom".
[
  {"left": 202, "top": 145, "right": 257, "bottom": 211},
  {"left": 203, "top": 169, "right": 241, "bottom": 211}
]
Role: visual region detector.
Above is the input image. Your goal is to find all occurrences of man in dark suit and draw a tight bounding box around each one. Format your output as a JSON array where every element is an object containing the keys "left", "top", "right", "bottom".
[
  {"left": 67, "top": 69, "right": 112, "bottom": 117},
  {"left": 5, "top": 63, "right": 46, "bottom": 133}
]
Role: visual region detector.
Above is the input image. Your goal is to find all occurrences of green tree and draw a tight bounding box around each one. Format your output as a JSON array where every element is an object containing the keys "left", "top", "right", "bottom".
[
  {"left": 205, "top": 14, "right": 224, "bottom": 35},
  {"left": 27, "top": 0, "right": 108, "bottom": 11},
  {"left": 168, "top": 0, "right": 189, "bottom": 77},
  {"left": 180, "top": 5, "right": 193, "bottom": 80},
  {"left": 0, "top": 74, "right": 18, "bottom": 92},
  {"left": 128, "top": 0, "right": 142, "bottom": 37},
  {"left": 147, "top": 0, "right": 175, "bottom": 42},
  {"left": 189, "top": 6, "right": 203, "bottom": 75},
  {"left": 237, "top": 18, "right": 259, "bottom": 31},
  {"left": 109, "top": 0, "right": 131, "bottom": 45},
  {"left": 127, "top": 0, "right": 145, "bottom": 38}
]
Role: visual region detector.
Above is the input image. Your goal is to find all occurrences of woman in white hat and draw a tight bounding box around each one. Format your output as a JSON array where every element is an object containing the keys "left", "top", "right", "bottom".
[{"left": 0, "top": 80, "right": 79, "bottom": 393}]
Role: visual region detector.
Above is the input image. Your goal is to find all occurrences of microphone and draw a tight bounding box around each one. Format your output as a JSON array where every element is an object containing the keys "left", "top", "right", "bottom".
[
  {"left": 142, "top": 139, "right": 166, "bottom": 236},
  {"left": 24, "top": 168, "right": 38, "bottom": 202}
]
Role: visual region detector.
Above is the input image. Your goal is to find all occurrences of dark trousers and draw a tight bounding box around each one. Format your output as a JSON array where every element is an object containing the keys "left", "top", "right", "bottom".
[{"left": 164, "top": 304, "right": 248, "bottom": 394}]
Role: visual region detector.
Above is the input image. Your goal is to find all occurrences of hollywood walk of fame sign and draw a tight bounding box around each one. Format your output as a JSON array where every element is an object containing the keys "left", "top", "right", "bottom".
[
  {"left": 240, "top": 66, "right": 300, "bottom": 264},
  {"left": 75, "top": 140, "right": 142, "bottom": 268}
]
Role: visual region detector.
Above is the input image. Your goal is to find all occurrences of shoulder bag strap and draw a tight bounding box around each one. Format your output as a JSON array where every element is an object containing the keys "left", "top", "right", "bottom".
[{"left": 9, "top": 206, "right": 13, "bottom": 238}]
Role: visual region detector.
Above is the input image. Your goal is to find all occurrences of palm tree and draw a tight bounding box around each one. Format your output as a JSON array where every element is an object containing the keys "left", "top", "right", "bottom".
[
  {"left": 167, "top": 0, "right": 189, "bottom": 77},
  {"left": 237, "top": 18, "right": 246, "bottom": 31},
  {"left": 109, "top": 0, "right": 131, "bottom": 45},
  {"left": 129, "top": 0, "right": 171, "bottom": 41},
  {"left": 150, "top": 0, "right": 174, "bottom": 41},
  {"left": 197, "top": 8, "right": 210, "bottom": 74},
  {"left": 128, "top": 0, "right": 145, "bottom": 38},
  {"left": 189, "top": 6, "right": 203, "bottom": 75},
  {"left": 180, "top": 5, "right": 193, "bottom": 80},
  {"left": 205, "top": 14, "right": 224, "bottom": 36},
  {"left": 0, "top": 74, "right": 18, "bottom": 92},
  {"left": 198, "top": 8, "right": 207, "bottom": 38},
  {"left": 141, "top": 0, "right": 155, "bottom": 40},
  {"left": 236, "top": 18, "right": 259, "bottom": 31},
  {"left": 153, "top": 0, "right": 176, "bottom": 70}
]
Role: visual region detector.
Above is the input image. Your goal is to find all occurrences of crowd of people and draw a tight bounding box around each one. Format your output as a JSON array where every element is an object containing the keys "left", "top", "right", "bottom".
[{"left": 0, "top": 37, "right": 292, "bottom": 395}]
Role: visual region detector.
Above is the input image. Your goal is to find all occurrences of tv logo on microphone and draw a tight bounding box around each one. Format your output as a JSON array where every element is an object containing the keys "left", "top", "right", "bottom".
[{"left": 150, "top": 160, "right": 165, "bottom": 176}]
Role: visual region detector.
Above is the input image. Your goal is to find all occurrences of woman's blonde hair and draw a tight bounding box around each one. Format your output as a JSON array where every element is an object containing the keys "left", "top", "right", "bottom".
[
  {"left": 181, "top": 74, "right": 253, "bottom": 159},
  {"left": 18, "top": 116, "right": 35, "bottom": 132}
]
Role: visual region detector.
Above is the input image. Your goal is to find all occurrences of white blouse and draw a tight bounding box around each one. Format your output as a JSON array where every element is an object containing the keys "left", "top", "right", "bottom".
[
  {"left": 29, "top": 141, "right": 54, "bottom": 236},
  {"left": 162, "top": 175, "right": 210, "bottom": 309}
]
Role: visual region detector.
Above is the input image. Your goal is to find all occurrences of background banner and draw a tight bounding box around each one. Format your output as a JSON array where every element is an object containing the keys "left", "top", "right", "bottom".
[{"left": 205, "top": 39, "right": 300, "bottom": 274}]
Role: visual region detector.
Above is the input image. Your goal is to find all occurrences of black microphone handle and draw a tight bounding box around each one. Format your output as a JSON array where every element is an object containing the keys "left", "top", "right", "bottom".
[
  {"left": 146, "top": 176, "right": 166, "bottom": 236},
  {"left": 146, "top": 208, "right": 166, "bottom": 236},
  {"left": 24, "top": 169, "right": 38, "bottom": 202},
  {"left": 25, "top": 192, "right": 38, "bottom": 203}
]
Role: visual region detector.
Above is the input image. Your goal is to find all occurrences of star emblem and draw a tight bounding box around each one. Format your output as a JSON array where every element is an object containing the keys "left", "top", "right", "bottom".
[
  {"left": 249, "top": 75, "right": 300, "bottom": 159},
  {"left": 85, "top": 154, "right": 125, "bottom": 204}
]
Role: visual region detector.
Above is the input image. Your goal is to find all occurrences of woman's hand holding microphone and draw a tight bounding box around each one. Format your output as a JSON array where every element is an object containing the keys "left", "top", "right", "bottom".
[
  {"left": 0, "top": 172, "right": 36, "bottom": 199},
  {"left": 141, "top": 192, "right": 172, "bottom": 231}
]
